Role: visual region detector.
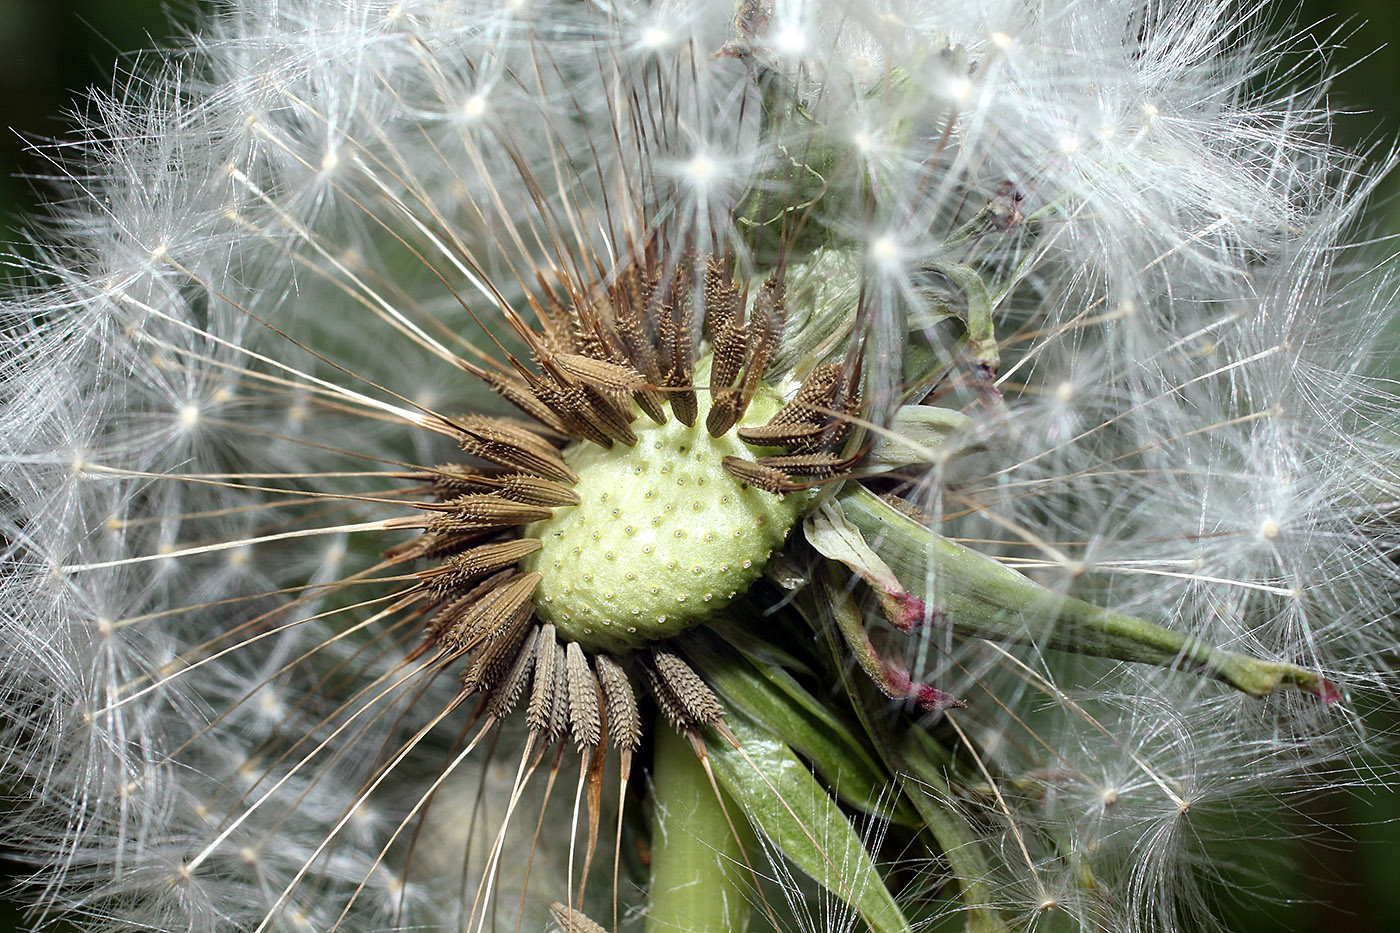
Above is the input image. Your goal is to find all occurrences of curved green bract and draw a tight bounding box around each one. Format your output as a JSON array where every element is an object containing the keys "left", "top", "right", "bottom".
[{"left": 706, "top": 714, "right": 913, "bottom": 933}]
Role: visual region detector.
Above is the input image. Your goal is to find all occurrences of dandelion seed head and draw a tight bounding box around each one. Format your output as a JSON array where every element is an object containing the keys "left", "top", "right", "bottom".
[{"left": 3, "top": 1, "right": 1400, "bottom": 932}]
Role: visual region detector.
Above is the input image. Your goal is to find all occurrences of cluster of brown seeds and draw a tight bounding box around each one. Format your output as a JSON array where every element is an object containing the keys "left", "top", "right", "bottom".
[
  {"left": 727, "top": 359, "right": 866, "bottom": 493},
  {"left": 456, "top": 244, "right": 864, "bottom": 487},
  {"left": 378, "top": 244, "right": 865, "bottom": 766}
]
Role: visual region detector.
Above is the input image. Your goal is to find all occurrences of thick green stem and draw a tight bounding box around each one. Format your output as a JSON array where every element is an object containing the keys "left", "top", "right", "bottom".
[
  {"left": 646, "top": 726, "right": 754, "bottom": 933},
  {"left": 838, "top": 486, "right": 1338, "bottom": 702}
]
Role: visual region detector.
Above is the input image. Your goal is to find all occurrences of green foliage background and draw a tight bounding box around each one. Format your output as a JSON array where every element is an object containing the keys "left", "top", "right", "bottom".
[{"left": 0, "top": 1, "right": 1394, "bottom": 930}]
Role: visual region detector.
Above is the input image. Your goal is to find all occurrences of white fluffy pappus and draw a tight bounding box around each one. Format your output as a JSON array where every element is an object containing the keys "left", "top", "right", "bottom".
[{"left": 2, "top": 2, "right": 1399, "bottom": 933}]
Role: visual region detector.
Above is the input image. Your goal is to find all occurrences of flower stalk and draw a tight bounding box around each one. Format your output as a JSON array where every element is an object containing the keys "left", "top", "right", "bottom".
[{"left": 646, "top": 725, "right": 754, "bottom": 933}]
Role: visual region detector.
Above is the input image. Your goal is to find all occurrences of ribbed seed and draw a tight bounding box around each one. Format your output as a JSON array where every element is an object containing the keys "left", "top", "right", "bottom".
[
  {"left": 548, "top": 644, "right": 570, "bottom": 739},
  {"left": 532, "top": 275, "right": 579, "bottom": 351},
  {"left": 643, "top": 662, "right": 691, "bottom": 732},
  {"left": 489, "top": 474, "right": 580, "bottom": 506},
  {"left": 643, "top": 646, "right": 725, "bottom": 731},
  {"left": 594, "top": 654, "right": 641, "bottom": 751},
  {"left": 424, "top": 593, "right": 479, "bottom": 645},
  {"left": 708, "top": 323, "right": 748, "bottom": 390},
  {"left": 706, "top": 289, "right": 751, "bottom": 435},
  {"left": 668, "top": 385, "right": 698, "bottom": 428},
  {"left": 612, "top": 277, "right": 657, "bottom": 376},
  {"left": 484, "top": 624, "right": 540, "bottom": 719},
  {"left": 634, "top": 386, "right": 668, "bottom": 425},
  {"left": 454, "top": 416, "right": 574, "bottom": 483},
  {"left": 611, "top": 274, "right": 668, "bottom": 424},
  {"left": 705, "top": 388, "right": 745, "bottom": 437},
  {"left": 412, "top": 527, "right": 497, "bottom": 559},
  {"left": 703, "top": 257, "right": 741, "bottom": 335},
  {"left": 435, "top": 571, "right": 538, "bottom": 651},
  {"left": 751, "top": 273, "right": 786, "bottom": 366},
  {"left": 552, "top": 353, "right": 647, "bottom": 396},
  {"left": 651, "top": 646, "right": 725, "bottom": 727},
  {"left": 565, "top": 642, "right": 602, "bottom": 750},
  {"left": 424, "top": 569, "right": 514, "bottom": 644},
  {"left": 756, "top": 452, "right": 849, "bottom": 476},
  {"left": 476, "top": 368, "right": 569, "bottom": 434},
  {"left": 661, "top": 270, "right": 697, "bottom": 425},
  {"left": 660, "top": 305, "right": 694, "bottom": 420},
  {"left": 768, "top": 363, "right": 842, "bottom": 427},
  {"left": 549, "top": 903, "right": 607, "bottom": 933},
  {"left": 461, "top": 601, "right": 534, "bottom": 693},
  {"left": 422, "top": 539, "right": 542, "bottom": 591},
  {"left": 721, "top": 456, "right": 802, "bottom": 495},
  {"left": 535, "top": 381, "right": 618, "bottom": 448},
  {"left": 526, "top": 625, "right": 558, "bottom": 734},
  {"left": 422, "top": 464, "right": 485, "bottom": 495},
  {"left": 736, "top": 421, "right": 826, "bottom": 448},
  {"left": 429, "top": 495, "right": 553, "bottom": 532},
  {"left": 425, "top": 468, "right": 578, "bottom": 505},
  {"left": 580, "top": 384, "right": 639, "bottom": 445}
]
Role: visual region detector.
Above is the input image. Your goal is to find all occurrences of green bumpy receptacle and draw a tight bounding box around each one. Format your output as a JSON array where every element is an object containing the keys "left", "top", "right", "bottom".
[{"left": 522, "top": 385, "right": 809, "bottom": 653}]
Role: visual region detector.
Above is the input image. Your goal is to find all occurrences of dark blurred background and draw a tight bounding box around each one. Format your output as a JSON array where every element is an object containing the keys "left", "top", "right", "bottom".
[{"left": 0, "top": 1, "right": 1396, "bottom": 930}]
